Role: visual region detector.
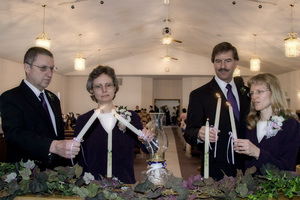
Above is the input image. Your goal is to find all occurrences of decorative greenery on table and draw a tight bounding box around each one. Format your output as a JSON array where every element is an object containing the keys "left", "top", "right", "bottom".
[{"left": 0, "top": 161, "right": 299, "bottom": 200}]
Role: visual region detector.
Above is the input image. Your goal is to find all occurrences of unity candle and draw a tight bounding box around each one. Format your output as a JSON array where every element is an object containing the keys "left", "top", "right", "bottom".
[
  {"left": 97, "top": 112, "right": 116, "bottom": 178},
  {"left": 204, "top": 118, "right": 209, "bottom": 179},
  {"left": 226, "top": 102, "right": 237, "bottom": 139},
  {"left": 76, "top": 109, "right": 101, "bottom": 141}
]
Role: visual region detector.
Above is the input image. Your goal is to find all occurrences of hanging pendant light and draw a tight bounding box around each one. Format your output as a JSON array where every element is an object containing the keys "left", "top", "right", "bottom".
[
  {"left": 233, "top": 65, "right": 241, "bottom": 77},
  {"left": 284, "top": 4, "right": 300, "bottom": 57},
  {"left": 74, "top": 34, "right": 86, "bottom": 71},
  {"left": 250, "top": 34, "right": 260, "bottom": 72},
  {"left": 35, "top": 5, "right": 51, "bottom": 50}
]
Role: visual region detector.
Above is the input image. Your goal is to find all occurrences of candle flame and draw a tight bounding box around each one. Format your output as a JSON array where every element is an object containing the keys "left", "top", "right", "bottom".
[
  {"left": 226, "top": 102, "right": 231, "bottom": 107},
  {"left": 206, "top": 118, "right": 209, "bottom": 121},
  {"left": 216, "top": 93, "right": 221, "bottom": 98}
]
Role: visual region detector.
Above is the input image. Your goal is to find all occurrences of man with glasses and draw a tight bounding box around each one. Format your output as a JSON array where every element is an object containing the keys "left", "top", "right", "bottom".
[
  {"left": 0, "top": 47, "right": 80, "bottom": 169},
  {"left": 184, "top": 42, "right": 251, "bottom": 180}
]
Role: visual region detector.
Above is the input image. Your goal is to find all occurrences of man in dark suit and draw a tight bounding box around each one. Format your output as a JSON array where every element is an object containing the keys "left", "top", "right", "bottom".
[
  {"left": 184, "top": 42, "right": 250, "bottom": 180},
  {"left": 0, "top": 47, "right": 80, "bottom": 169}
]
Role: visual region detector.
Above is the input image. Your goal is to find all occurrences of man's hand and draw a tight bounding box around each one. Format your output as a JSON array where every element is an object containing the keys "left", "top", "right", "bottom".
[
  {"left": 50, "top": 140, "right": 81, "bottom": 159},
  {"left": 197, "top": 126, "right": 219, "bottom": 143}
]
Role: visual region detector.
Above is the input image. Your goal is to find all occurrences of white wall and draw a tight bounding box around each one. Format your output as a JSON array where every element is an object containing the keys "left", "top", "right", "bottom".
[
  {"left": 141, "top": 77, "right": 153, "bottom": 110},
  {"left": 153, "top": 79, "right": 182, "bottom": 100},
  {"left": 0, "top": 59, "right": 25, "bottom": 92},
  {"left": 181, "top": 76, "right": 214, "bottom": 110},
  {"left": 114, "top": 77, "right": 142, "bottom": 111}
]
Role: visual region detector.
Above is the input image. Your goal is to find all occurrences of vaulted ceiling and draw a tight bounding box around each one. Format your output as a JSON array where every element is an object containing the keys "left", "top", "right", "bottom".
[{"left": 1, "top": 0, "right": 300, "bottom": 77}]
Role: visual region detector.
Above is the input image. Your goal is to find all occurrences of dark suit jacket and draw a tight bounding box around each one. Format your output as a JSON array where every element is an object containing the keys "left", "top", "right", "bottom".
[
  {"left": 74, "top": 110, "right": 144, "bottom": 184},
  {"left": 0, "top": 80, "right": 65, "bottom": 168},
  {"left": 245, "top": 118, "right": 300, "bottom": 172},
  {"left": 184, "top": 77, "right": 250, "bottom": 180}
]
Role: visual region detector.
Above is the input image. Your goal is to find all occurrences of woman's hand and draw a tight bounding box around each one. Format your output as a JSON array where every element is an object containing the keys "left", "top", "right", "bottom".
[
  {"left": 138, "top": 128, "right": 154, "bottom": 143},
  {"left": 233, "top": 139, "right": 260, "bottom": 159}
]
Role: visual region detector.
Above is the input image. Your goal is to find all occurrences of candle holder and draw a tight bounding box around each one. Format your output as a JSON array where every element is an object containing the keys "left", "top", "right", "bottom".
[{"left": 141, "top": 113, "right": 172, "bottom": 185}]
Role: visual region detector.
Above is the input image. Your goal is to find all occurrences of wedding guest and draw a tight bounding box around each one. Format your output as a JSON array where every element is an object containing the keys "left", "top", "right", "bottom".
[
  {"left": 0, "top": 47, "right": 80, "bottom": 169},
  {"left": 180, "top": 108, "right": 187, "bottom": 128},
  {"left": 64, "top": 117, "right": 73, "bottom": 130},
  {"left": 74, "top": 65, "right": 148, "bottom": 184},
  {"left": 165, "top": 106, "right": 171, "bottom": 126},
  {"left": 171, "top": 106, "right": 178, "bottom": 125},
  {"left": 184, "top": 42, "right": 250, "bottom": 180},
  {"left": 134, "top": 105, "right": 141, "bottom": 113},
  {"left": 149, "top": 105, "right": 155, "bottom": 113},
  {"left": 234, "top": 73, "right": 300, "bottom": 172}
]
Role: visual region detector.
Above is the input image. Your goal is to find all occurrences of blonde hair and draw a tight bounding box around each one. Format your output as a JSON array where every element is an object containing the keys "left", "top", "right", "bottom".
[{"left": 247, "top": 73, "right": 298, "bottom": 130}]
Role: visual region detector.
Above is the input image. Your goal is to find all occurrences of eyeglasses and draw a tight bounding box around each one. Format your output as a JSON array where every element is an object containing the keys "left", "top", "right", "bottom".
[
  {"left": 247, "top": 89, "right": 269, "bottom": 97},
  {"left": 28, "top": 63, "right": 57, "bottom": 72},
  {"left": 93, "top": 82, "right": 115, "bottom": 91}
]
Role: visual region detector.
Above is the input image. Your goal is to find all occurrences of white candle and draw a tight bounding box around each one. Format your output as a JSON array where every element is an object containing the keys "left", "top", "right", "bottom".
[
  {"left": 107, "top": 131, "right": 112, "bottom": 178},
  {"left": 214, "top": 93, "right": 221, "bottom": 158},
  {"left": 98, "top": 113, "right": 115, "bottom": 179},
  {"left": 76, "top": 109, "right": 100, "bottom": 141},
  {"left": 204, "top": 118, "right": 209, "bottom": 179},
  {"left": 214, "top": 93, "right": 221, "bottom": 131},
  {"left": 227, "top": 102, "right": 237, "bottom": 139},
  {"left": 112, "top": 109, "right": 143, "bottom": 137}
]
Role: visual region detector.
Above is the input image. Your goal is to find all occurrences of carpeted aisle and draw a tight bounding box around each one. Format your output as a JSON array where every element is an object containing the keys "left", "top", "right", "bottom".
[{"left": 172, "top": 127, "right": 201, "bottom": 180}]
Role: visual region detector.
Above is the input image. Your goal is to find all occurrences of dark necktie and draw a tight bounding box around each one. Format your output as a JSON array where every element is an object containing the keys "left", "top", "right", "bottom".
[
  {"left": 226, "top": 84, "right": 239, "bottom": 120},
  {"left": 39, "top": 92, "right": 51, "bottom": 119}
]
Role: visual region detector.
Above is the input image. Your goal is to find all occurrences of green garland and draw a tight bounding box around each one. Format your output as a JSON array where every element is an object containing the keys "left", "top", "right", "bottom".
[{"left": 0, "top": 161, "right": 300, "bottom": 200}]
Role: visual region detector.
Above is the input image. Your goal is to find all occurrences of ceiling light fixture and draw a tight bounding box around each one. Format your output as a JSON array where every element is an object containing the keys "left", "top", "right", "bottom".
[
  {"left": 74, "top": 34, "right": 85, "bottom": 71},
  {"left": 35, "top": 5, "right": 51, "bottom": 50},
  {"left": 233, "top": 65, "right": 241, "bottom": 77},
  {"left": 284, "top": 4, "right": 300, "bottom": 57},
  {"left": 162, "top": 36, "right": 172, "bottom": 45},
  {"left": 250, "top": 34, "right": 260, "bottom": 72}
]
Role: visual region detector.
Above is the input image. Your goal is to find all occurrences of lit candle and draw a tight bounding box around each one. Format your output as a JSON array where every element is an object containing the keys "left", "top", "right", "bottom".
[
  {"left": 76, "top": 109, "right": 100, "bottom": 141},
  {"left": 204, "top": 118, "right": 209, "bottom": 179},
  {"left": 214, "top": 93, "right": 221, "bottom": 131},
  {"left": 227, "top": 102, "right": 237, "bottom": 139},
  {"left": 214, "top": 93, "right": 221, "bottom": 158}
]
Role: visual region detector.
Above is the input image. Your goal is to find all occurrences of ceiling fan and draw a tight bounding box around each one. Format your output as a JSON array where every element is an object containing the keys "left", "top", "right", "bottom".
[
  {"left": 160, "top": 45, "right": 178, "bottom": 61},
  {"left": 162, "top": 27, "right": 182, "bottom": 45},
  {"left": 160, "top": 0, "right": 182, "bottom": 45}
]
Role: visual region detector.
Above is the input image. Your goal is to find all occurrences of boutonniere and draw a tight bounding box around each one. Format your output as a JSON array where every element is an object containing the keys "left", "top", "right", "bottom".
[
  {"left": 239, "top": 86, "right": 247, "bottom": 95},
  {"left": 264, "top": 115, "right": 286, "bottom": 139},
  {"left": 115, "top": 106, "right": 132, "bottom": 133},
  {"left": 46, "top": 92, "right": 55, "bottom": 101}
]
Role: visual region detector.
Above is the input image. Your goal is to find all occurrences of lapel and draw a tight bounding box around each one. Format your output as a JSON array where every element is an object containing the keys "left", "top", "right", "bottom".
[
  {"left": 44, "top": 90, "right": 65, "bottom": 138},
  {"left": 20, "top": 81, "right": 48, "bottom": 119},
  {"left": 20, "top": 81, "right": 58, "bottom": 136},
  {"left": 234, "top": 78, "right": 250, "bottom": 122}
]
